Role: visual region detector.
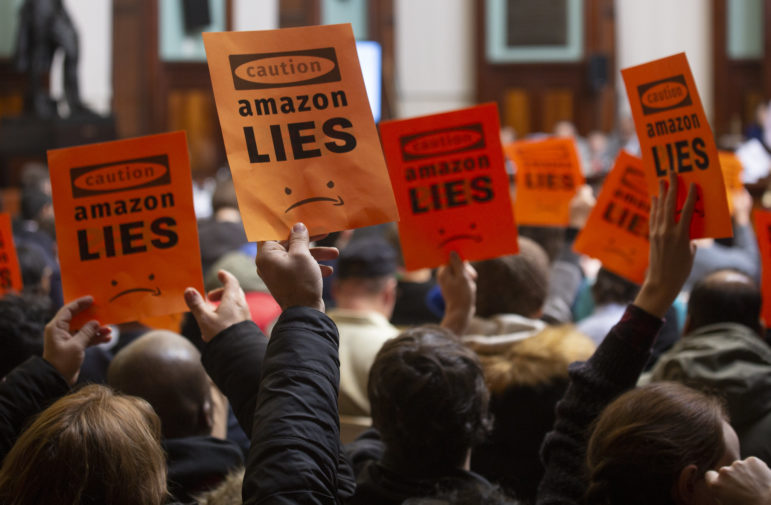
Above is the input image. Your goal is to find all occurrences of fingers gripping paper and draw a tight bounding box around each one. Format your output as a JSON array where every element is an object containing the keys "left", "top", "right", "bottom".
[
  {"left": 48, "top": 132, "right": 204, "bottom": 326},
  {"left": 622, "top": 52, "right": 732, "bottom": 239},
  {"left": 203, "top": 24, "right": 399, "bottom": 240},
  {"left": 379, "top": 103, "right": 518, "bottom": 270},
  {"left": 574, "top": 152, "right": 650, "bottom": 284},
  {"left": 0, "top": 213, "right": 23, "bottom": 294},
  {"left": 506, "top": 137, "right": 584, "bottom": 226}
]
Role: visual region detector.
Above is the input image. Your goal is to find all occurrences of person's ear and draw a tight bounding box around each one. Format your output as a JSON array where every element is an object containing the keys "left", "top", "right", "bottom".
[{"left": 674, "top": 464, "right": 699, "bottom": 505}]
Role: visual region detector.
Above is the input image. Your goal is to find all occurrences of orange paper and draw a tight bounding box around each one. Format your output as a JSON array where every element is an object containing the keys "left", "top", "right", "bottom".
[
  {"left": 718, "top": 151, "right": 744, "bottom": 214},
  {"left": 753, "top": 209, "right": 771, "bottom": 327},
  {"left": 0, "top": 213, "right": 23, "bottom": 295},
  {"left": 507, "top": 137, "right": 584, "bottom": 226},
  {"left": 622, "top": 53, "right": 732, "bottom": 239},
  {"left": 203, "top": 24, "right": 399, "bottom": 240},
  {"left": 574, "top": 152, "right": 650, "bottom": 284},
  {"left": 48, "top": 131, "right": 204, "bottom": 326},
  {"left": 379, "top": 103, "right": 518, "bottom": 270}
]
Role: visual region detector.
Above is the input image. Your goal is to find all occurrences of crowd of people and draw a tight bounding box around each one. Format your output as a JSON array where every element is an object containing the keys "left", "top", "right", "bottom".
[{"left": 1, "top": 144, "right": 771, "bottom": 505}]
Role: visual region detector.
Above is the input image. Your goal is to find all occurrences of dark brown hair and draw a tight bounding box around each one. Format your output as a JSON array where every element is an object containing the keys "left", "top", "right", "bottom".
[
  {"left": 368, "top": 326, "right": 491, "bottom": 472},
  {"left": 474, "top": 237, "right": 550, "bottom": 318},
  {"left": 585, "top": 382, "right": 728, "bottom": 505},
  {"left": 0, "top": 384, "right": 168, "bottom": 505}
]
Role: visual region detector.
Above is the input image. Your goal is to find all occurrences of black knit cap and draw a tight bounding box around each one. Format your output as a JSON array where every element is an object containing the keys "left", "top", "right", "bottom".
[{"left": 336, "top": 237, "right": 397, "bottom": 279}]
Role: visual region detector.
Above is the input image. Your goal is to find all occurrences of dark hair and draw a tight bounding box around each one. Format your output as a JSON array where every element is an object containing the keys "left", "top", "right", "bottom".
[
  {"left": 16, "top": 243, "right": 50, "bottom": 294},
  {"left": 474, "top": 237, "right": 549, "bottom": 318},
  {"left": 0, "top": 293, "right": 52, "bottom": 378},
  {"left": 368, "top": 326, "right": 491, "bottom": 472},
  {"left": 402, "top": 482, "right": 517, "bottom": 505},
  {"left": 211, "top": 177, "right": 239, "bottom": 213},
  {"left": 0, "top": 385, "right": 167, "bottom": 505},
  {"left": 592, "top": 268, "right": 640, "bottom": 306},
  {"left": 687, "top": 269, "right": 762, "bottom": 335},
  {"left": 585, "top": 382, "right": 728, "bottom": 505}
]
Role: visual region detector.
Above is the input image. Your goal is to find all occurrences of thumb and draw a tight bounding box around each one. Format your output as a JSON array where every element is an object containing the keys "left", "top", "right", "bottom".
[
  {"left": 704, "top": 470, "right": 719, "bottom": 488},
  {"left": 185, "top": 287, "right": 209, "bottom": 321},
  {"left": 288, "top": 222, "right": 309, "bottom": 255},
  {"left": 448, "top": 251, "right": 462, "bottom": 275},
  {"left": 71, "top": 320, "right": 101, "bottom": 348}
]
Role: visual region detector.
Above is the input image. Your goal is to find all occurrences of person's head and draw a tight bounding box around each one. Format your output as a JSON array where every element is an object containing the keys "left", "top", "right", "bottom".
[
  {"left": 0, "top": 292, "right": 52, "bottom": 378},
  {"left": 17, "top": 242, "right": 53, "bottom": 296},
  {"left": 592, "top": 268, "right": 640, "bottom": 306},
  {"left": 0, "top": 384, "right": 167, "bottom": 505},
  {"left": 20, "top": 188, "right": 53, "bottom": 223},
  {"left": 368, "top": 325, "right": 491, "bottom": 473},
  {"left": 211, "top": 177, "right": 239, "bottom": 216},
  {"left": 107, "top": 330, "right": 213, "bottom": 439},
  {"left": 586, "top": 382, "right": 739, "bottom": 505},
  {"left": 685, "top": 269, "right": 762, "bottom": 336},
  {"left": 332, "top": 237, "right": 398, "bottom": 318},
  {"left": 474, "top": 237, "right": 550, "bottom": 318}
]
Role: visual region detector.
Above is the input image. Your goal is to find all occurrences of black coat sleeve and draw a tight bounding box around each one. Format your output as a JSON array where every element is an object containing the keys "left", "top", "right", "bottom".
[
  {"left": 536, "top": 304, "right": 663, "bottom": 505},
  {"left": 0, "top": 356, "right": 69, "bottom": 460},
  {"left": 202, "top": 320, "right": 268, "bottom": 438},
  {"left": 242, "top": 306, "right": 354, "bottom": 505}
]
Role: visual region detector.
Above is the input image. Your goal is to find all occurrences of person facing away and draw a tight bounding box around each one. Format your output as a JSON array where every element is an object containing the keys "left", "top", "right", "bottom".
[
  {"left": 462, "top": 237, "right": 595, "bottom": 502},
  {"left": 345, "top": 324, "right": 500, "bottom": 505},
  {"left": 107, "top": 330, "right": 243, "bottom": 502},
  {"left": 327, "top": 236, "right": 401, "bottom": 416},
  {"left": 645, "top": 268, "right": 771, "bottom": 464}
]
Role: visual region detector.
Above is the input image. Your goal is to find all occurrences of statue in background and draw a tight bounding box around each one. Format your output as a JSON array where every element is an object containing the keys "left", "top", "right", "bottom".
[{"left": 13, "top": 0, "right": 92, "bottom": 118}]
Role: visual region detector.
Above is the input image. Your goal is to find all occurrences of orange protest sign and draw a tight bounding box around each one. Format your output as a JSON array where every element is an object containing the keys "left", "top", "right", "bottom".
[
  {"left": 48, "top": 131, "right": 204, "bottom": 327},
  {"left": 574, "top": 152, "right": 650, "bottom": 284},
  {"left": 506, "top": 137, "right": 584, "bottom": 226},
  {"left": 718, "top": 151, "right": 744, "bottom": 214},
  {"left": 379, "top": 103, "right": 518, "bottom": 270},
  {"left": 0, "top": 213, "right": 23, "bottom": 295},
  {"left": 622, "top": 52, "right": 732, "bottom": 239},
  {"left": 753, "top": 209, "right": 771, "bottom": 327},
  {"left": 203, "top": 24, "right": 398, "bottom": 240}
]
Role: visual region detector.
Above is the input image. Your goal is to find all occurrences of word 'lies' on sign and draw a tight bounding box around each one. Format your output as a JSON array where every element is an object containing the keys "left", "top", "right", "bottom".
[
  {"left": 574, "top": 151, "right": 650, "bottom": 284},
  {"left": 505, "top": 137, "right": 584, "bottom": 227},
  {"left": 203, "top": 24, "right": 398, "bottom": 241},
  {"left": 0, "top": 213, "right": 23, "bottom": 295},
  {"left": 622, "top": 52, "right": 732, "bottom": 239},
  {"left": 379, "top": 103, "right": 518, "bottom": 270},
  {"left": 48, "top": 131, "right": 204, "bottom": 327}
]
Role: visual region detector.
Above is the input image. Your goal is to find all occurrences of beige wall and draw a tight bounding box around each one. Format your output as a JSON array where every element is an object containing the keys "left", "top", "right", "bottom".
[
  {"left": 394, "top": 0, "right": 475, "bottom": 118},
  {"left": 615, "top": 0, "right": 713, "bottom": 121}
]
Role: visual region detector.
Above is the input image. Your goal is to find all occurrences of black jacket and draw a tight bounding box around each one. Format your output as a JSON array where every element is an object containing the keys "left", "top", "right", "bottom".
[{"left": 202, "top": 308, "right": 356, "bottom": 504}]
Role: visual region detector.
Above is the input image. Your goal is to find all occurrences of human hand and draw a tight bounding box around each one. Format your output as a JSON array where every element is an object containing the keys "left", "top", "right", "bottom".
[
  {"left": 732, "top": 188, "right": 753, "bottom": 227},
  {"left": 438, "top": 251, "right": 477, "bottom": 336},
  {"left": 569, "top": 185, "right": 596, "bottom": 229},
  {"left": 634, "top": 170, "right": 697, "bottom": 318},
  {"left": 256, "top": 223, "right": 338, "bottom": 313},
  {"left": 43, "top": 296, "right": 111, "bottom": 385},
  {"left": 185, "top": 270, "right": 251, "bottom": 342},
  {"left": 705, "top": 457, "right": 771, "bottom": 505}
]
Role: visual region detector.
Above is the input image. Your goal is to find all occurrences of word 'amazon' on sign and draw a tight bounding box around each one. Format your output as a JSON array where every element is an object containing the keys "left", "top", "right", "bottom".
[
  {"left": 380, "top": 103, "right": 518, "bottom": 271},
  {"left": 622, "top": 52, "right": 732, "bottom": 239},
  {"left": 204, "top": 24, "right": 398, "bottom": 240},
  {"left": 48, "top": 131, "right": 204, "bottom": 327}
]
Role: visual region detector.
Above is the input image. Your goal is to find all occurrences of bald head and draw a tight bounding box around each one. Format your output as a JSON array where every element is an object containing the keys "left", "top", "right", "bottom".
[
  {"left": 686, "top": 269, "right": 762, "bottom": 336},
  {"left": 107, "top": 330, "right": 212, "bottom": 439}
]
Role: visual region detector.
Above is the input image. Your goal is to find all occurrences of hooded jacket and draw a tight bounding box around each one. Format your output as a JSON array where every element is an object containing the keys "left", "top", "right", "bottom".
[
  {"left": 646, "top": 322, "right": 771, "bottom": 463},
  {"left": 465, "top": 317, "right": 595, "bottom": 503}
]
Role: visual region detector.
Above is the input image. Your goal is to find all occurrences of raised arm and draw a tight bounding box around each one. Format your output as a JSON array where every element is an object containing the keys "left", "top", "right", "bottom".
[
  {"left": 537, "top": 171, "right": 697, "bottom": 505},
  {"left": 0, "top": 296, "right": 110, "bottom": 458}
]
